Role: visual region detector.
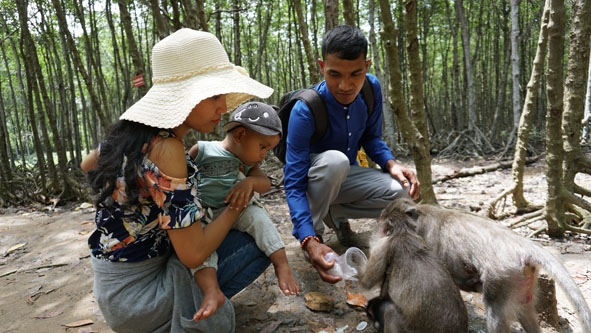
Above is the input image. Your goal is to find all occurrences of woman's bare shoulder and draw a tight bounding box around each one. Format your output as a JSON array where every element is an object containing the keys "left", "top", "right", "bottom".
[{"left": 149, "top": 137, "right": 187, "bottom": 178}]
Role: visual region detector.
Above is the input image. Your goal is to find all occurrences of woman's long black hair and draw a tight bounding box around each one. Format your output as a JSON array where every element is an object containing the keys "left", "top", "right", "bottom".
[{"left": 87, "top": 120, "right": 163, "bottom": 207}]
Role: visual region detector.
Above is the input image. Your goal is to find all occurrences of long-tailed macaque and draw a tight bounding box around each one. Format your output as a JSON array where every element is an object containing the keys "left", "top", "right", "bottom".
[
  {"left": 358, "top": 208, "right": 468, "bottom": 333},
  {"left": 385, "top": 198, "right": 591, "bottom": 333}
]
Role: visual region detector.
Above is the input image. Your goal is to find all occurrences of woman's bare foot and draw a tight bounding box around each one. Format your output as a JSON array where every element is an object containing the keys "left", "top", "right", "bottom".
[{"left": 193, "top": 287, "right": 226, "bottom": 322}]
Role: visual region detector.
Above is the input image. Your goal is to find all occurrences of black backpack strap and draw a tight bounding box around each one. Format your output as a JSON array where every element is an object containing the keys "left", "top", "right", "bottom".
[
  {"left": 291, "top": 89, "right": 328, "bottom": 143},
  {"left": 285, "top": 77, "right": 372, "bottom": 147},
  {"left": 360, "top": 76, "right": 374, "bottom": 116}
]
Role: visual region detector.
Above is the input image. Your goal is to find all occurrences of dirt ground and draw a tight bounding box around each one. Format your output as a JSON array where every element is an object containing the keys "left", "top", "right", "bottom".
[{"left": 1, "top": 158, "right": 590, "bottom": 333}]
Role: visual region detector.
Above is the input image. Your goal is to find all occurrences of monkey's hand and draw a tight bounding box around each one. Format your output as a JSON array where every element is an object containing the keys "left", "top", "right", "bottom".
[{"left": 304, "top": 238, "right": 342, "bottom": 284}]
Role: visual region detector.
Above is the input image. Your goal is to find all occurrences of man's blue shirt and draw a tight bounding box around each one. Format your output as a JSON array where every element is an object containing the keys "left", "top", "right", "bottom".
[{"left": 283, "top": 73, "right": 395, "bottom": 242}]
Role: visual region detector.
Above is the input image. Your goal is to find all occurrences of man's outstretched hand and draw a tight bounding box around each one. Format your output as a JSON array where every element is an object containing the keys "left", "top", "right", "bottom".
[{"left": 303, "top": 238, "right": 342, "bottom": 284}]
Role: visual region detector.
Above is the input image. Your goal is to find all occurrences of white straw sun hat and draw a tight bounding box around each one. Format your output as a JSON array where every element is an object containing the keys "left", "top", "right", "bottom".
[{"left": 120, "top": 28, "right": 274, "bottom": 128}]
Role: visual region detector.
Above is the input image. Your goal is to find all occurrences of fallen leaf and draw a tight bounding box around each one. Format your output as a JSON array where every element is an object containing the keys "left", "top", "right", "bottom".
[
  {"left": 27, "top": 295, "right": 39, "bottom": 304},
  {"left": 346, "top": 292, "right": 368, "bottom": 308},
  {"left": 63, "top": 319, "right": 94, "bottom": 328},
  {"left": 304, "top": 291, "right": 333, "bottom": 312},
  {"left": 575, "top": 265, "right": 590, "bottom": 276},
  {"left": 27, "top": 286, "right": 57, "bottom": 304},
  {"left": 34, "top": 311, "right": 63, "bottom": 319},
  {"left": 242, "top": 300, "right": 257, "bottom": 307},
  {"left": 27, "top": 285, "right": 43, "bottom": 294},
  {"left": 6, "top": 242, "right": 26, "bottom": 254},
  {"left": 0, "top": 269, "right": 17, "bottom": 278},
  {"left": 32, "top": 263, "right": 68, "bottom": 270},
  {"left": 79, "top": 202, "right": 94, "bottom": 209},
  {"left": 260, "top": 320, "right": 282, "bottom": 333}
]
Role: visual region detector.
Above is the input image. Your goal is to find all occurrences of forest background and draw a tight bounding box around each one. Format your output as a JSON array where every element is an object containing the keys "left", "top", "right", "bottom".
[{"left": 0, "top": 0, "right": 590, "bottom": 239}]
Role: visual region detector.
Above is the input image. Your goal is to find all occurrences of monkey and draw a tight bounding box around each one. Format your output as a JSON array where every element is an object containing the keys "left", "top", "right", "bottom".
[
  {"left": 365, "top": 296, "right": 394, "bottom": 331},
  {"left": 358, "top": 209, "right": 469, "bottom": 333},
  {"left": 384, "top": 198, "right": 591, "bottom": 333}
]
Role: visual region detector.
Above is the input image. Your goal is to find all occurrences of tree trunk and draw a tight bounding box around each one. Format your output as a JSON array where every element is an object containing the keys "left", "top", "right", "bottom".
[
  {"left": 45, "top": 6, "right": 83, "bottom": 174},
  {"left": 544, "top": 0, "right": 566, "bottom": 237},
  {"left": 50, "top": 0, "right": 110, "bottom": 132},
  {"left": 510, "top": 3, "right": 550, "bottom": 211},
  {"left": 105, "top": 0, "right": 130, "bottom": 114},
  {"left": 581, "top": 34, "right": 591, "bottom": 143},
  {"left": 180, "top": 0, "right": 199, "bottom": 30},
  {"left": 343, "top": 0, "right": 355, "bottom": 26},
  {"left": 445, "top": 0, "right": 463, "bottom": 130},
  {"left": 324, "top": 0, "right": 339, "bottom": 32},
  {"left": 118, "top": 0, "right": 149, "bottom": 97},
  {"left": 150, "top": 0, "right": 169, "bottom": 38},
  {"left": 15, "top": 0, "right": 48, "bottom": 195},
  {"left": 403, "top": 0, "right": 436, "bottom": 203},
  {"left": 24, "top": 3, "right": 80, "bottom": 198},
  {"left": 0, "top": 84, "right": 13, "bottom": 198},
  {"left": 368, "top": 0, "right": 396, "bottom": 148},
  {"left": 233, "top": 0, "right": 242, "bottom": 66},
  {"left": 293, "top": 0, "right": 321, "bottom": 83},
  {"left": 0, "top": 15, "right": 27, "bottom": 169},
  {"left": 508, "top": 0, "right": 522, "bottom": 148},
  {"left": 562, "top": 0, "right": 591, "bottom": 215},
  {"left": 73, "top": 0, "right": 113, "bottom": 122},
  {"left": 0, "top": 16, "right": 21, "bottom": 171},
  {"left": 196, "top": 0, "right": 209, "bottom": 31},
  {"left": 491, "top": 38, "right": 510, "bottom": 142},
  {"left": 253, "top": 0, "right": 273, "bottom": 82},
  {"left": 455, "top": 0, "right": 476, "bottom": 131},
  {"left": 379, "top": 0, "right": 434, "bottom": 203}
]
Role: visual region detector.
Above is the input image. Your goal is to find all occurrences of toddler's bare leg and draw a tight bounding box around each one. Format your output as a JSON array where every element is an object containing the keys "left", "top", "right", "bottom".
[{"left": 193, "top": 267, "right": 227, "bottom": 322}]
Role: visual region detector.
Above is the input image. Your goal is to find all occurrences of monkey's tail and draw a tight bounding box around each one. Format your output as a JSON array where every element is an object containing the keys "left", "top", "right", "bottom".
[{"left": 529, "top": 248, "right": 591, "bottom": 332}]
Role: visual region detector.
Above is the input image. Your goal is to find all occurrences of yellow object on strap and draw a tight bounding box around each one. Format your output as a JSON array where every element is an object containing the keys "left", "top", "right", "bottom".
[{"left": 356, "top": 149, "right": 369, "bottom": 167}]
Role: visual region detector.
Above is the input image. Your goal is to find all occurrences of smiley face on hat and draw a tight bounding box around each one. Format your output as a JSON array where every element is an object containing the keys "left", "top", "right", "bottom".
[{"left": 223, "top": 102, "right": 282, "bottom": 137}]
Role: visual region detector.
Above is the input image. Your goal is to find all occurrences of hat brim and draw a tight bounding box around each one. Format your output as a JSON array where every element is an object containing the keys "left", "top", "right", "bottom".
[
  {"left": 120, "top": 66, "right": 273, "bottom": 128},
  {"left": 223, "top": 122, "right": 282, "bottom": 137}
]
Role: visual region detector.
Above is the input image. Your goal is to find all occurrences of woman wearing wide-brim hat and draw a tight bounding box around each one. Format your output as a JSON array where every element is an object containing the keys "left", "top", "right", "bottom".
[{"left": 81, "top": 28, "right": 274, "bottom": 332}]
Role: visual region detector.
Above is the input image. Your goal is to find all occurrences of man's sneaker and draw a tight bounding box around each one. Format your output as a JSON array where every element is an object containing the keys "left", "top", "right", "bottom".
[
  {"left": 335, "top": 222, "right": 357, "bottom": 247},
  {"left": 322, "top": 212, "right": 338, "bottom": 230},
  {"left": 324, "top": 211, "right": 358, "bottom": 246}
]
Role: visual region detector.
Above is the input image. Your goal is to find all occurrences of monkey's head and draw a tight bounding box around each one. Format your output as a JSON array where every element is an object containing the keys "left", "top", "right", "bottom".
[
  {"left": 379, "top": 198, "right": 420, "bottom": 236},
  {"left": 382, "top": 198, "right": 419, "bottom": 219}
]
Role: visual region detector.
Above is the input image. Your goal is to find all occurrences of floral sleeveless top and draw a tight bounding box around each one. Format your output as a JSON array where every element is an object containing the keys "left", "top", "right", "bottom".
[{"left": 88, "top": 131, "right": 203, "bottom": 262}]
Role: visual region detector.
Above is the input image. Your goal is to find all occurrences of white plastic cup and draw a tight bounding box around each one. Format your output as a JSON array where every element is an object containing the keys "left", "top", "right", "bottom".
[{"left": 325, "top": 247, "right": 368, "bottom": 280}]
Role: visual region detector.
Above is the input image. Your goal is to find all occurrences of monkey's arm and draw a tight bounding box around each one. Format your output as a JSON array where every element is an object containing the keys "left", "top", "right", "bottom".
[{"left": 359, "top": 238, "right": 390, "bottom": 289}]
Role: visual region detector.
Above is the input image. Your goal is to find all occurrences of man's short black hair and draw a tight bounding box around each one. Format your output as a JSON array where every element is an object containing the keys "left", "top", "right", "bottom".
[{"left": 321, "top": 25, "right": 368, "bottom": 60}]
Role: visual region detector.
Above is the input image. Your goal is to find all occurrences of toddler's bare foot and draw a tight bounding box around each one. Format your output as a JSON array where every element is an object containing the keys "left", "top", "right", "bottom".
[
  {"left": 269, "top": 249, "right": 300, "bottom": 295},
  {"left": 193, "top": 288, "right": 226, "bottom": 322},
  {"left": 275, "top": 262, "right": 300, "bottom": 295}
]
